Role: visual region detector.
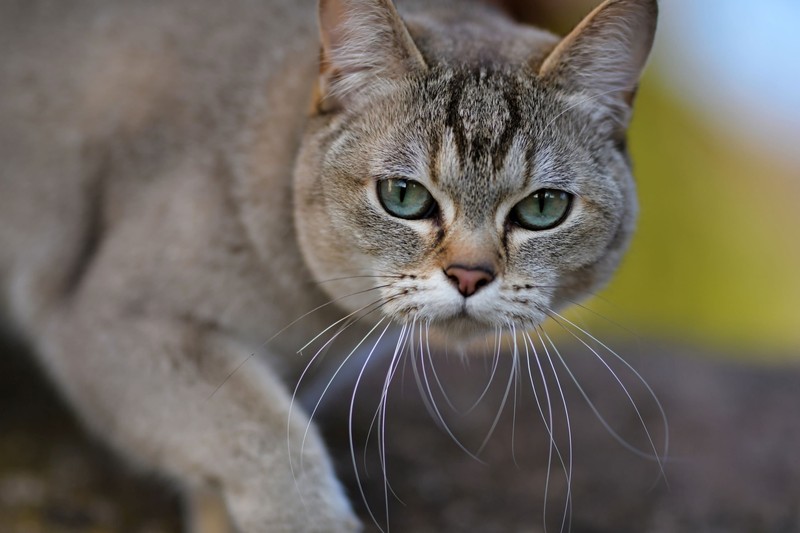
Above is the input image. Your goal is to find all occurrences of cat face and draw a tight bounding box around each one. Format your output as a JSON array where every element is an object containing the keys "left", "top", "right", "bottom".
[{"left": 295, "top": 0, "right": 656, "bottom": 337}]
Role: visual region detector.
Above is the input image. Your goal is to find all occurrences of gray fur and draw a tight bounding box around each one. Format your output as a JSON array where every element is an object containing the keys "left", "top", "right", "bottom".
[{"left": 0, "top": 0, "right": 657, "bottom": 530}]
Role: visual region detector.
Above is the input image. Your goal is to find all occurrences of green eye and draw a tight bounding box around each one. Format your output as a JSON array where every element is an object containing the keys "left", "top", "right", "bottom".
[
  {"left": 511, "top": 189, "right": 573, "bottom": 231},
  {"left": 377, "top": 178, "right": 436, "bottom": 220}
]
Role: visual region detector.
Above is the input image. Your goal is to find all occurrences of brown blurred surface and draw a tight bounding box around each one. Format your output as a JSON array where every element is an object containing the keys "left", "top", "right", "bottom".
[
  {"left": 320, "top": 340, "right": 800, "bottom": 532},
  {"left": 0, "top": 333, "right": 181, "bottom": 533},
  {"left": 4, "top": 330, "right": 800, "bottom": 532}
]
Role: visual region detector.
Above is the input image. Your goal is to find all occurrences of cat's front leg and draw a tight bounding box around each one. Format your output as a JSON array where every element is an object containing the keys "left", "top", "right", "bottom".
[{"left": 39, "top": 307, "right": 360, "bottom": 533}]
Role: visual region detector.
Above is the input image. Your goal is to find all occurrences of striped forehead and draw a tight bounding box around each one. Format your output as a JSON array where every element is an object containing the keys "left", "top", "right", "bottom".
[{"left": 431, "top": 71, "right": 531, "bottom": 222}]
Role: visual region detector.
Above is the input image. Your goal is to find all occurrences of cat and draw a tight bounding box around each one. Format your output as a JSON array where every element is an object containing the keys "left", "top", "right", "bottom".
[{"left": 0, "top": 0, "right": 657, "bottom": 531}]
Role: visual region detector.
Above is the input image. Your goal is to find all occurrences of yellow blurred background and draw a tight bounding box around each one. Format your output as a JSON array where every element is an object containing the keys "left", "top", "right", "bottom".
[
  {"left": 603, "top": 79, "right": 800, "bottom": 354},
  {"left": 526, "top": 0, "right": 800, "bottom": 356}
]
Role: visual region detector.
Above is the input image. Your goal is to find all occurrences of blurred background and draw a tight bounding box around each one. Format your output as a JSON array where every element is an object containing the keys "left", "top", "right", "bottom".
[
  {"left": 512, "top": 0, "right": 800, "bottom": 357},
  {"left": 1, "top": 1, "right": 799, "bottom": 532}
]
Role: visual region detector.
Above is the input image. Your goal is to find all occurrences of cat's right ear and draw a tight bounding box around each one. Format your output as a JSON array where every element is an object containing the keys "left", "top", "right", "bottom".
[{"left": 316, "top": 0, "right": 427, "bottom": 113}]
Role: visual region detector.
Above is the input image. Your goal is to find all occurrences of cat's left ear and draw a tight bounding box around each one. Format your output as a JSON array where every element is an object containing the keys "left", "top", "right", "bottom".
[
  {"left": 317, "top": 0, "right": 427, "bottom": 112},
  {"left": 538, "top": 0, "right": 658, "bottom": 123}
]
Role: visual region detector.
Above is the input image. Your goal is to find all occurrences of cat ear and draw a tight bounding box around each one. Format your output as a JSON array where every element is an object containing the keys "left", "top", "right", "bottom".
[
  {"left": 317, "top": 0, "right": 427, "bottom": 112},
  {"left": 538, "top": 0, "right": 658, "bottom": 122}
]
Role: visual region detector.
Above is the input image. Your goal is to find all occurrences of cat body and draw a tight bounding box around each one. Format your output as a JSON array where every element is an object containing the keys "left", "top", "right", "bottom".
[
  {"left": 1, "top": 1, "right": 357, "bottom": 529},
  {"left": 0, "top": 0, "right": 657, "bottom": 530}
]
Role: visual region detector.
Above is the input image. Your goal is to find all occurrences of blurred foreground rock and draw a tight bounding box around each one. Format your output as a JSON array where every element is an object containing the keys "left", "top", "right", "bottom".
[
  {"left": 0, "top": 334, "right": 180, "bottom": 533},
  {"left": 2, "top": 330, "right": 800, "bottom": 532}
]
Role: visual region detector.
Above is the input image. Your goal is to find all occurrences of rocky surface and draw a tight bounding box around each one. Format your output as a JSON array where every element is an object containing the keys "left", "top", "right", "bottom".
[
  {"left": 0, "top": 334, "right": 180, "bottom": 533},
  {"left": 320, "top": 341, "right": 800, "bottom": 532},
  {"left": 3, "top": 331, "right": 800, "bottom": 533}
]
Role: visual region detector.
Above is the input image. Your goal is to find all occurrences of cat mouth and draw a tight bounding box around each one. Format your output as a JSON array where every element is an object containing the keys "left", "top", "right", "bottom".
[
  {"left": 431, "top": 311, "right": 497, "bottom": 336},
  {"left": 421, "top": 301, "right": 547, "bottom": 336}
]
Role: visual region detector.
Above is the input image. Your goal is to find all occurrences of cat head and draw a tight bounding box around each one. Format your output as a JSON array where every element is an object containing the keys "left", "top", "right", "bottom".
[{"left": 294, "top": 0, "right": 657, "bottom": 337}]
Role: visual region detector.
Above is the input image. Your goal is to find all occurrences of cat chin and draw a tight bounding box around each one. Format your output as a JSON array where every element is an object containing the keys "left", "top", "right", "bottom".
[
  {"left": 409, "top": 310, "right": 548, "bottom": 353},
  {"left": 424, "top": 315, "right": 520, "bottom": 347}
]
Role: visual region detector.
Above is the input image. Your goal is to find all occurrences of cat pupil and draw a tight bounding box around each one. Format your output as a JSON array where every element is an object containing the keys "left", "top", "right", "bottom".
[
  {"left": 377, "top": 178, "right": 436, "bottom": 220},
  {"left": 397, "top": 180, "right": 408, "bottom": 203},
  {"left": 510, "top": 189, "right": 573, "bottom": 231}
]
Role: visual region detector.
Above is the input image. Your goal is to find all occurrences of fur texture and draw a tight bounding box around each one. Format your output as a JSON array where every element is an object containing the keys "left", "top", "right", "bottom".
[{"left": 0, "top": 0, "right": 657, "bottom": 530}]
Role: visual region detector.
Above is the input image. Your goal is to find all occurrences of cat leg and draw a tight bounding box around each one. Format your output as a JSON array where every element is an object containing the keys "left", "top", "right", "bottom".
[
  {"left": 39, "top": 308, "right": 360, "bottom": 533},
  {"left": 185, "top": 484, "right": 235, "bottom": 533}
]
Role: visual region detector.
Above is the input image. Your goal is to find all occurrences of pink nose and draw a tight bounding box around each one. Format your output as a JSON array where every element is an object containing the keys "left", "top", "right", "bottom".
[{"left": 444, "top": 265, "right": 495, "bottom": 297}]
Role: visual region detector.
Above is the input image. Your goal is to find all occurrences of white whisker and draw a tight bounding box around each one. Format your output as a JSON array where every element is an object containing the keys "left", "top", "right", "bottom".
[
  {"left": 296, "top": 292, "right": 396, "bottom": 355},
  {"left": 510, "top": 321, "right": 521, "bottom": 468},
  {"left": 367, "top": 321, "right": 409, "bottom": 523},
  {"left": 299, "top": 315, "right": 389, "bottom": 472},
  {"left": 522, "top": 331, "right": 556, "bottom": 533},
  {"left": 313, "top": 274, "right": 405, "bottom": 285},
  {"left": 349, "top": 321, "right": 395, "bottom": 533},
  {"left": 465, "top": 325, "right": 502, "bottom": 415},
  {"left": 412, "top": 317, "right": 484, "bottom": 463},
  {"left": 536, "top": 328, "right": 574, "bottom": 533},
  {"left": 545, "top": 310, "right": 668, "bottom": 481},
  {"left": 363, "top": 323, "right": 412, "bottom": 475},
  {"left": 424, "top": 320, "right": 459, "bottom": 413},
  {"left": 208, "top": 286, "right": 394, "bottom": 400},
  {"left": 477, "top": 325, "right": 516, "bottom": 457},
  {"left": 547, "top": 309, "right": 669, "bottom": 473}
]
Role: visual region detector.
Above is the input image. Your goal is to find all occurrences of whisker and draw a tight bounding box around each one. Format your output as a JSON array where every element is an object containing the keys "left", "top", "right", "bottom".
[
  {"left": 312, "top": 274, "right": 405, "bottom": 286},
  {"left": 292, "top": 295, "right": 403, "bottom": 484},
  {"left": 424, "top": 320, "right": 459, "bottom": 413},
  {"left": 291, "top": 294, "right": 402, "bottom": 425},
  {"left": 281, "top": 284, "right": 394, "bottom": 352},
  {"left": 299, "top": 311, "right": 393, "bottom": 465},
  {"left": 377, "top": 342, "right": 400, "bottom": 530},
  {"left": 377, "top": 320, "right": 416, "bottom": 527},
  {"left": 522, "top": 331, "right": 555, "bottom": 533},
  {"left": 545, "top": 309, "right": 668, "bottom": 477},
  {"left": 548, "top": 309, "right": 669, "bottom": 464},
  {"left": 409, "top": 319, "right": 434, "bottom": 422},
  {"left": 288, "top": 307, "right": 388, "bottom": 527},
  {"left": 311, "top": 267, "right": 406, "bottom": 279},
  {"left": 378, "top": 334, "right": 408, "bottom": 508},
  {"left": 412, "top": 317, "right": 485, "bottom": 463},
  {"left": 363, "top": 323, "right": 412, "bottom": 475},
  {"left": 510, "top": 321, "right": 520, "bottom": 468},
  {"left": 207, "top": 284, "right": 393, "bottom": 400},
  {"left": 360, "top": 321, "right": 409, "bottom": 508},
  {"left": 535, "top": 328, "right": 574, "bottom": 533},
  {"left": 464, "top": 326, "right": 503, "bottom": 415},
  {"left": 296, "top": 289, "right": 396, "bottom": 355},
  {"left": 348, "top": 321, "right": 395, "bottom": 533},
  {"left": 564, "top": 298, "right": 643, "bottom": 342},
  {"left": 476, "top": 325, "right": 516, "bottom": 457}
]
